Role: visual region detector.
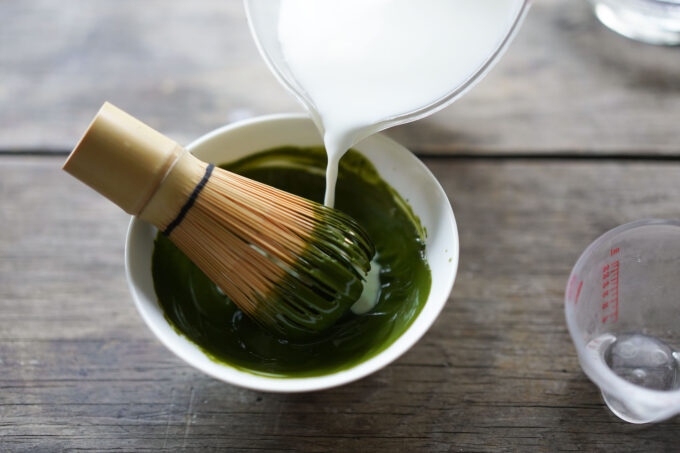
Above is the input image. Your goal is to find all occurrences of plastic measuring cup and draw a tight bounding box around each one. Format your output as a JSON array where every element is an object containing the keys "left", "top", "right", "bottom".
[
  {"left": 565, "top": 219, "right": 680, "bottom": 423},
  {"left": 243, "top": 0, "right": 530, "bottom": 149}
]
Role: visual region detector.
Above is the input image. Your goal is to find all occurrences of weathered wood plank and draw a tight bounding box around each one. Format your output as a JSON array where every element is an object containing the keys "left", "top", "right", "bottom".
[
  {"left": 1, "top": 0, "right": 679, "bottom": 154},
  {"left": 2, "top": 155, "right": 680, "bottom": 451}
]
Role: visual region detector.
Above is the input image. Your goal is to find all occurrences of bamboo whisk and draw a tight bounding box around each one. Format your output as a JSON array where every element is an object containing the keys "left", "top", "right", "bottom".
[{"left": 64, "top": 102, "right": 375, "bottom": 339}]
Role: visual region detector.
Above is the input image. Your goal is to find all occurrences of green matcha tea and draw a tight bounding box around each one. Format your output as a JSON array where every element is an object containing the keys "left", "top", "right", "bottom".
[{"left": 151, "top": 146, "right": 431, "bottom": 377}]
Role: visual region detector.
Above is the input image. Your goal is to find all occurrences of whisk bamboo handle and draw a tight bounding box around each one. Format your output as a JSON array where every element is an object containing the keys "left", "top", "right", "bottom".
[
  {"left": 64, "top": 102, "right": 376, "bottom": 339},
  {"left": 63, "top": 102, "right": 187, "bottom": 217}
]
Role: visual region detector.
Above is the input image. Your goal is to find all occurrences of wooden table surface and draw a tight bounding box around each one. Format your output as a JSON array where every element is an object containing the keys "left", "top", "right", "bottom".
[{"left": 2, "top": 1, "right": 680, "bottom": 451}]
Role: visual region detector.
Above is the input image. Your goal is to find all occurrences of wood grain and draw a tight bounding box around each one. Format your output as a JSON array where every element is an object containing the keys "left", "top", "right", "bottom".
[
  {"left": 2, "top": 155, "right": 680, "bottom": 451},
  {"left": 1, "top": 0, "right": 679, "bottom": 154},
  {"left": 3, "top": 2, "right": 679, "bottom": 448}
]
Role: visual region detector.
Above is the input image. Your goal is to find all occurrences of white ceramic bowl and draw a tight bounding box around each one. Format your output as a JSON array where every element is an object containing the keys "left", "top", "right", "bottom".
[{"left": 125, "top": 114, "right": 458, "bottom": 392}]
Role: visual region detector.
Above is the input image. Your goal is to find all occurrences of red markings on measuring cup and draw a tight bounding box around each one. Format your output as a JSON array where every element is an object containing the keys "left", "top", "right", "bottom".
[
  {"left": 567, "top": 275, "right": 584, "bottom": 305},
  {"left": 601, "top": 259, "right": 620, "bottom": 324},
  {"left": 611, "top": 247, "right": 620, "bottom": 256}
]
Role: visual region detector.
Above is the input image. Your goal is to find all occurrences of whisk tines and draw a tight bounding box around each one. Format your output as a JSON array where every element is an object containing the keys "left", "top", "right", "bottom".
[
  {"left": 63, "top": 102, "right": 376, "bottom": 340},
  {"left": 164, "top": 162, "right": 375, "bottom": 339}
]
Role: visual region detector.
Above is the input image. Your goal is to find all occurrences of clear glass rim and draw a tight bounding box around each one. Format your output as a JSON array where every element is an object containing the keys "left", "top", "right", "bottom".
[{"left": 567, "top": 218, "right": 680, "bottom": 293}]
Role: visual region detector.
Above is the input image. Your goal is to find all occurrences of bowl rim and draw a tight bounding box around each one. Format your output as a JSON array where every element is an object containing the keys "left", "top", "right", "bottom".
[{"left": 125, "top": 113, "right": 459, "bottom": 392}]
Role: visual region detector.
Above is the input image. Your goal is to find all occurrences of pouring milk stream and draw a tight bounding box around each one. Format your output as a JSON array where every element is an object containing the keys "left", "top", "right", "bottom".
[
  {"left": 268, "top": 0, "right": 526, "bottom": 206},
  {"left": 245, "top": 0, "right": 527, "bottom": 312}
]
